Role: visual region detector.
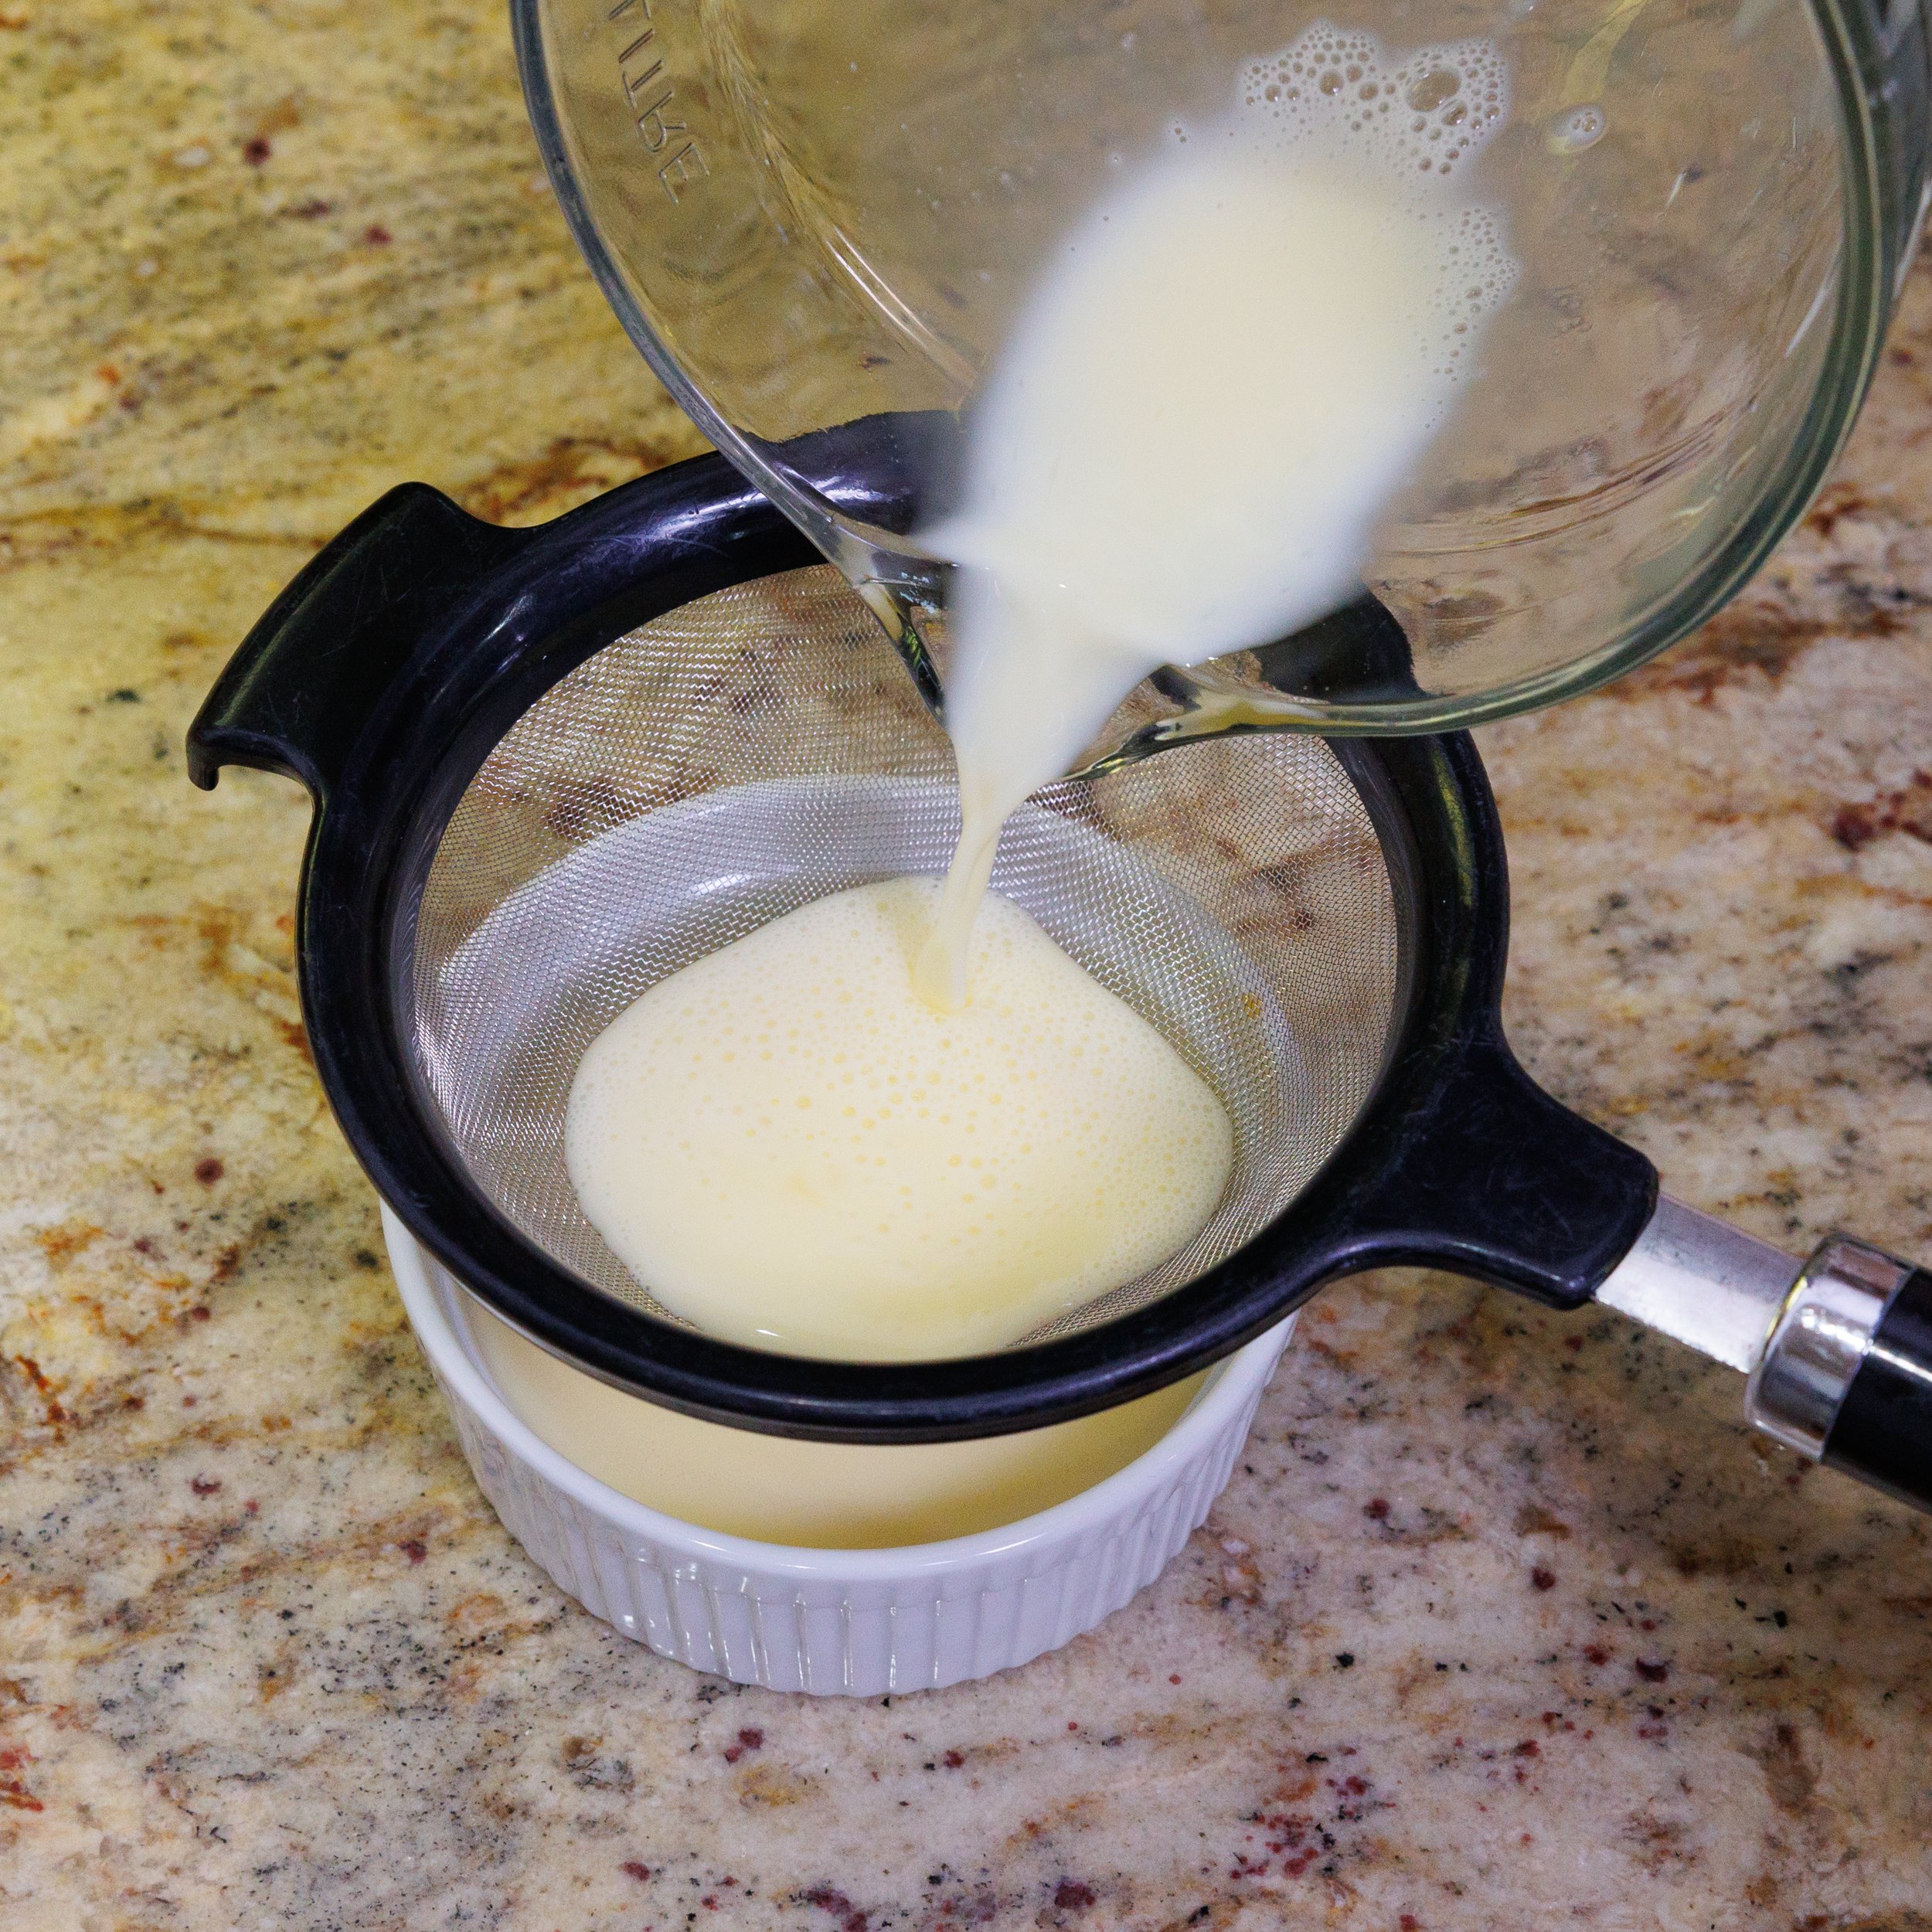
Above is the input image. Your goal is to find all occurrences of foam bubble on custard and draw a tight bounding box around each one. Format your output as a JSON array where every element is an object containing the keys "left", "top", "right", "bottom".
[
  {"left": 1176, "top": 23, "right": 1519, "bottom": 398},
  {"left": 1246, "top": 26, "right": 1513, "bottom": 375},
  {"left": 1234, "top": 25, "right": 1509, "bottom": 175}
]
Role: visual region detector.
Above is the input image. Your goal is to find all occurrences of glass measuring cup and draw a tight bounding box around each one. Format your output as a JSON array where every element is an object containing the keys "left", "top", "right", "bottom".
[{"left": 513, "top": 0, "right": 1929, "bottom": 733}]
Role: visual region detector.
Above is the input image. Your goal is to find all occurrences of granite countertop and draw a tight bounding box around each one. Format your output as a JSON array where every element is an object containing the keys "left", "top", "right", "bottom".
[{"left": 4, "top": 5, "right": 1931, "bottom": 1927}]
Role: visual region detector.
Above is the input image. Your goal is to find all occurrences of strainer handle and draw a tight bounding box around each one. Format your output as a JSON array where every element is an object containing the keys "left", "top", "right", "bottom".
[
  {"left": 186, "top": 483, "right": 530, "bottom": 802},
  {"left": 1599, "top": 1198, "right": 1932, "bottom": 1512}
]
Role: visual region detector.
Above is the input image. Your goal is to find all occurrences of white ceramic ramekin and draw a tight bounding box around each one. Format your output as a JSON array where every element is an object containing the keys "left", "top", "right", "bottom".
[{"left": 384, "top": 1205, "right": 1291, "bottom": 1696}]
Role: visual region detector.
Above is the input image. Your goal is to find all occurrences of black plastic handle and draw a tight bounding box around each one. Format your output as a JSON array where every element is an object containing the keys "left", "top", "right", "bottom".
[
  {"left": 187, "top": 425, "right": 937, "bottom": 808},
  {"left": 187, "top": 485, "right": 532, "bottom": 802},
  {"left": 1297, "top": 734, "right": 1661, "bottom": 1311},
  {"left": 1291, "top": 1024, "right": 1659, "bottom": 1311},
  {"left": 1824, "top": 1267, "right": 1932, "bottom": 1507}
]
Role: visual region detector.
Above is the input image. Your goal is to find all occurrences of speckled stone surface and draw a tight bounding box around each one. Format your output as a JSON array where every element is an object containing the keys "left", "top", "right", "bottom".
[{"left": 4, "top": 5, "right": 1932, "bottom": 1928}]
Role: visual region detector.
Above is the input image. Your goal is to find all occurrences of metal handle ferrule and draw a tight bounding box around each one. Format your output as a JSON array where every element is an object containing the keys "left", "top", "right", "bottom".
[{"left": 1744, "top": 1235, "right": 1913, "bottom": 1458}]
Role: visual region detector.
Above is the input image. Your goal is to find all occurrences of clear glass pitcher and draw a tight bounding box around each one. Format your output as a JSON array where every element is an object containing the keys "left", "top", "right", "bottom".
[{"left": 512, "top": 0, "right": 1928, "bottom": 734}]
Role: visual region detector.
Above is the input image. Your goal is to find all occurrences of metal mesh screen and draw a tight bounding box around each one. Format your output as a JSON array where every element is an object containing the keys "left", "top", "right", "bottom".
[{"left": 410, "top": 566, "right": 1400, "bottom": 1359}]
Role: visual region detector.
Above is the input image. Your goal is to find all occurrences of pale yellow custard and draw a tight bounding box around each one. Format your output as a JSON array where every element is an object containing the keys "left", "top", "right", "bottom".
[
  {"left": 564, "top": 876, "right": 1233, "bottom": 1362},
  {"left": 469, "top": 1300, "right": 1206, "bottom": 1548}
]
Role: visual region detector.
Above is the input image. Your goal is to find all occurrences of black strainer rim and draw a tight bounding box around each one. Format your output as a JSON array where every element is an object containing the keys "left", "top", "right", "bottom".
[{"left": 189, "top": 453, "right": 1657, "bottom": 1442}]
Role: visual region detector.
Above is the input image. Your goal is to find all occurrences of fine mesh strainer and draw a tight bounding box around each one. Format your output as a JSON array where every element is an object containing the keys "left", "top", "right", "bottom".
[
  {"left": 411, "top": 570, "right": 1395, "bottom": 1350},
  {"left": 190, "top": 456, "right": 1932, "bottom": 1512}
]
